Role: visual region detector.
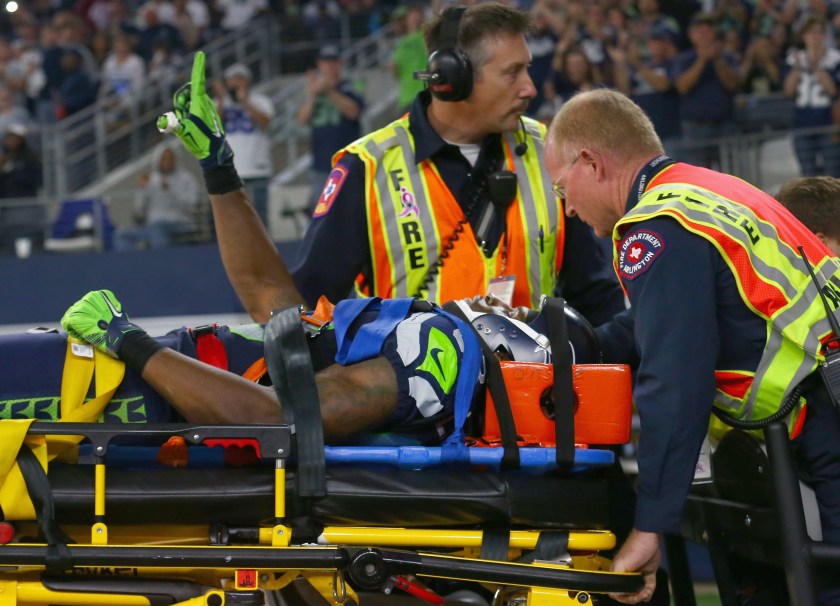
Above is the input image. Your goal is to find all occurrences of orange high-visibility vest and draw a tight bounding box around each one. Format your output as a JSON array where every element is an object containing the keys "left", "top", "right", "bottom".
[
  {"left": 334, "top": 115, "right": 563, "bottom": 307},
  {"left": 615, "top": 162, "right": 840, "bottom": 433}
]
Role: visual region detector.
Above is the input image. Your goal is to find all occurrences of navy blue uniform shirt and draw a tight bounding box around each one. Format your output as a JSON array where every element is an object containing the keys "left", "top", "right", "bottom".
[{"left": 291, "top": 91, "right": 625, "bottom": 327}]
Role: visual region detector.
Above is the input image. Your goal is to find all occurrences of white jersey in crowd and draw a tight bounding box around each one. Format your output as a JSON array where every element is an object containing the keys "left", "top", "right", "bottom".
[
  {"left": 221, "top": 92, "right": 275, "bottom": 180},
  {"left": 786, "top": 46, "right": 840, "bottom": 110}
]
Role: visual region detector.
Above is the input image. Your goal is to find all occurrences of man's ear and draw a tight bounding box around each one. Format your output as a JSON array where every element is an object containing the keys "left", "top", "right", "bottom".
[{"left": 579, "top": 148, "right": 605, "bottom": 181}]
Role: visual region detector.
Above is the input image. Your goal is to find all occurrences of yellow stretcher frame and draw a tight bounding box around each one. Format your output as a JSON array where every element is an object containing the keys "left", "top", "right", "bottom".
[{"left": 0, "top": 422, "right": 644, "bottom": 606}]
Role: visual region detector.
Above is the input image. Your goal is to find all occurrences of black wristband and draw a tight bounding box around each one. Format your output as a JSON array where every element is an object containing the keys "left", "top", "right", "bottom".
[
  {"left": 204, "top": 163, "right": 244, "bottom": 195},
  {"left": 120, "top": 331, "right": 165, "bottom": 374}
]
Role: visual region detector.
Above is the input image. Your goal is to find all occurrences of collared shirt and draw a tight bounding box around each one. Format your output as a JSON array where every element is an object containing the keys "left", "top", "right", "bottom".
[{"left": 291, "top": 91, "right": 625, "bottom": 327}]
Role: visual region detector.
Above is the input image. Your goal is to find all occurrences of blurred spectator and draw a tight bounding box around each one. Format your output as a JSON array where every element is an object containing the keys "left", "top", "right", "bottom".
[
  {"left": 776, "top": 175, "right": 840, "bottom": 254},
  {"left": 216, "top": 0, "right": 269, "bottom": 32},
  {"left": 136, "top": 5, "right": 185, "bottom": 63},
  {"left": 0, "top": 123, "right": 40, "bottom": 198},
  {"left": 526, "top": 4, "right": 559, "bottom": 118},
  {"left": 171, "top": 0, "right": 209, "bottom": 50},
  {"left": 213, "top": 63, "right": 274, "bottom": 225},
  {"left": 673, "top": 12, "right": 740, "bottom": 168},
  {"left": 783, "top": 15, "right": 840, "bottom": 177},
  {"left": 611, "top": 24, "right": 681, "bottom": 153},
  {"left": 100, "top": 0, "right": 142, "bottom": 41},
  {"left": 635, "top": 0, "right": 681, "bottom": 41},
  {"left": 740, "top": 35, "right": 782, "bottom": 94},
  {"left": 0, "top": 37, "right": 16, "bottom": 80},
  {"left": 605, "top": 5, "right": 632, "bottom": 52},
  {"left": 86, "top": 0, "right": 114, "bottom": 32},
  {"left": 37, "top": 23, "right": 63, "bottom": 123},
  {"left": 137, "top": 0, "right": 177, "bottom": 27},
  {"left": 750, "top": 0, "right": 797, "bottom": 37},
  {"left": 147, "top": 37, "right": 181, "bottom": 87},
  {"left": 303, "top": 0, "right": 342, "bottom": 45},
  {"left": 89, "top": 30, "right": 112, "bottom": 69},
  {"left": 8, "top": 19, "right": 45, "bottom": 114},
  {"left": 98, "top": 33, "right": 145, "bottom": 106},
  {"left": 793, "top": 0, "right": 835, "bottom": 36},
  {"left": 295, "top": 45, "right": 363, "bottom": 213},
  {"left": 721, "top": 29, "right": 745, "bottom": 62},
  {"left": 389, "top": 4, "right": 427, "bottom": 113},
  {"left": 578, "top": 3, "right": 610, "bottom": 74},
  {"left": 53, "top": 11, "right": 100, "bottom": 78},
  {"left": 345, "top": 0, "right": 380, "bottom": 40},
  {"left": 114, "top": 143, "right": 201, "bottom": 251},
  {"left": 54, "top": 48, "right": 98, "bottom": 118},
  {"left": 545, "top": 46, "right": 602, "bottom": 111},
  {"left": 0, "top": 86, "right": 31, "bottom": 136},
  {"left": 0, "top": 123, "right": 42, "bottom": 256},
  {"left": 712, "top": 0, "right": 750, "bottom": 39}
]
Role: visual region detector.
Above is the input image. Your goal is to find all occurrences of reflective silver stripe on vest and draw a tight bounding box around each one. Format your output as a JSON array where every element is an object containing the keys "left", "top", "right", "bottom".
[
  {"left": 743, "top": 292, "right": 818, "bottom": 418},
  {"left": 679, "top": 184, "right": 811, "bottom": 286},
  {"left": 638, "top": 185, "right": 799, "bottom": 300},
  {"left": 506, "top": 120, "right": 558, "bottom": 307},
  {"left": 504, "top": 130, "right": 539, "bottom": 304},
  {"left": 366, "top": 126, "right": 441, "bottom": 299}
]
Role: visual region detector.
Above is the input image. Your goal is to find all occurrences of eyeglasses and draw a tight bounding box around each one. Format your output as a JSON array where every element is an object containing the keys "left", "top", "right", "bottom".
[{"left": 550, "top": 153, "right": 579, "bottom": 199}]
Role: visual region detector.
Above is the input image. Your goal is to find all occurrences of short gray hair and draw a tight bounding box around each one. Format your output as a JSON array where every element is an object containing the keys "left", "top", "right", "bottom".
[{"left": 548, "top": 89, "right": 663, "bottom": 164}]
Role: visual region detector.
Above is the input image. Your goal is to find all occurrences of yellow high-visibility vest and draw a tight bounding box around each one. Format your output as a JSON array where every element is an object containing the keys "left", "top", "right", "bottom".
[
  {"left": 615, "top": 163, "right": 840, "bottom": 434},
  {"left": 334, "top": 115, "right": 563, "bottom": 307}
]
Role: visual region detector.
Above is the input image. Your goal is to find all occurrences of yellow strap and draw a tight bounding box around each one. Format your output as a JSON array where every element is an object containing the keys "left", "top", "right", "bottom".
[
  {"left": 0, "top": 419, "right": 46, "bottom": 519},
  {"left": 0, "top": 339, "right": 126, "bottom": 519},
  {"left": 50, "top": 338, "right": 125, "bottom": 460}
]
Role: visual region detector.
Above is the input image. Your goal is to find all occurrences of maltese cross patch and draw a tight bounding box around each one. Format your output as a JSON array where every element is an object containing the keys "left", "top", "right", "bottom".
[
  {"left": 618, "top": 229, "right": 665, "bottom": 281},
  {"left": 313, "top": 165, "right": 348, "bottom": 217}
]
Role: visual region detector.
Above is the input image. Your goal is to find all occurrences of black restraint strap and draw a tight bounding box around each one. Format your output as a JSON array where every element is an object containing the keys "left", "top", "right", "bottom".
[
  {"left": 264, "top": 307, "right": 326, "bottom": 497},
  {"left": 480, "top": 528, "right": 511, "bottom": 561},
  {"left": 17, "top": 444, "right": 74, "bottom": 571},
  {"left": 543, "top": 298, "right": 575, "bottom": 471},
  {"left": 516, "top": 530, "right": 570, "bottom": 564},
  {"left": 442, "top": 301, "right": 520, "bottom": 469}
]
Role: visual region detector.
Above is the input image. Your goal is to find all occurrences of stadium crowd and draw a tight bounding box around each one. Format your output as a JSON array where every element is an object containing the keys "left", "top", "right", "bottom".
[{"left": 0, "top": 0, "right": 839, "bottom": 250}]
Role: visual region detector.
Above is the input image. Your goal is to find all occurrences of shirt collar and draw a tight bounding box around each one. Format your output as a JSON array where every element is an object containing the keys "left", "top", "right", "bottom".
[
  {"left": 625, "top": 154, "right": 674, "bottom": 213},
  {"left": 408, "top": 91, "right": 448, "bottom": 163},
  {"left": 408, "top": 91, "right": 502, "bottom": 164}
]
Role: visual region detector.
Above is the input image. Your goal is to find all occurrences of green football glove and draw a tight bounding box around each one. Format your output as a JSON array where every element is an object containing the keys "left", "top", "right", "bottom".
[
  {"left": 61, "top": 290, "right": 146, "bottom": 358},
  {"left": 157, "top": 51, "right": 234, "bottom": 170}
]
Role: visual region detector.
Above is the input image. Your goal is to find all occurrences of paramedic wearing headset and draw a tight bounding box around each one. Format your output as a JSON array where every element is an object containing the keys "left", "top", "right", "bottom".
[
  {"left": 547, "top": 88, "right": 840, "bottom": 604},
  {"left": 279, "top": 3, "right": 624, "bottom": 327}
]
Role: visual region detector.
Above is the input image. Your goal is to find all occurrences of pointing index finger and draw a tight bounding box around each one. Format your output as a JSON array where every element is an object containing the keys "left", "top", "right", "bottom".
[{"left": 191, "top": 51, "right": 206, "bottom": 94}]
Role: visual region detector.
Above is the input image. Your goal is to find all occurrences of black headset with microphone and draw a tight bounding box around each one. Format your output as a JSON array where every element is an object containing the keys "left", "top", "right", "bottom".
[
  {"left": 413, "top": 7, "right": 531, "bottom": 157},
  {"left": 413, "top": 7, "right": 472, "bottom": 102}
]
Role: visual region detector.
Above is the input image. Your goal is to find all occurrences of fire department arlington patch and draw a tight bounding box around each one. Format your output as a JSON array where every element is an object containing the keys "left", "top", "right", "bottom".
[
  {"left": 313, "top": 165, "right": 348, "bottom": 217},
  {"left": 618, "top": 229, "right": 665, "bottom": 281}
]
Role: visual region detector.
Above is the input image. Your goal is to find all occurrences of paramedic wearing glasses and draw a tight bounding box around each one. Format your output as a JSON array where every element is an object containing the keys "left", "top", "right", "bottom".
[{"left": 547, "top": 88, "right": 840, "bottom": 605}]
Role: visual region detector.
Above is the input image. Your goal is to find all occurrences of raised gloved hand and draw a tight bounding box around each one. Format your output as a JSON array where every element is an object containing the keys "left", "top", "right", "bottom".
[
  {"left": 61, "top": 290, "right": 146, "bottom": 358},
  {"left": 157, "top": 51, "right": 234, "bottom": 170}
]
